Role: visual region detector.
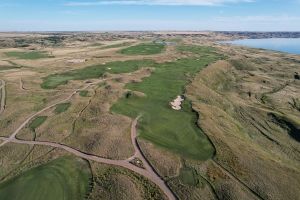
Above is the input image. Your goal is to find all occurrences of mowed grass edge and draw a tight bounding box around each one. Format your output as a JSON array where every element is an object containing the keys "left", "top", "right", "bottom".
[
  {"left": 0, "top": 156, "right": 92, "bottom": 200},
  {"left": 5, "top": 51, "right": 53, "bottom": 60}
]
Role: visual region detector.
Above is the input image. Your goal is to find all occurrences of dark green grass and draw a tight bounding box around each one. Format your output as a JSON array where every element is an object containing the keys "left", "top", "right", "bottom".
[
  {"left": 0, "top": 156, "right": 91, "bottom": 200},
  {"left": 112, "top": 49, "right": 222, "bottom": 160},
  {"left": 79, "top": 90, "right": 89, "bottom": 97},
  {"left": 5, "top": 51, "right": 53, "bottom": 60},
  {"left": 54, "top": 103, "right": 71, "bottom": 114},
  {"left": 119, "top": 43, "right": 165, "bottom": 55},
  {"left": 0, "top": 66, "right": 21, "bottom": 71},
  {"left": 29, "top": 116, "right": 47, "bottom": 130},
  {"left": 41, "top": 60, "right": 155, "bottom": 89},
  {"left": 179, "top": 167, "right": 198, "bottom": 186}
]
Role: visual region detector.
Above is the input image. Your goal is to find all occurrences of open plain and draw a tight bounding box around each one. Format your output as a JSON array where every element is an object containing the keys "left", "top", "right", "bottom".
[{"left": 0, "top": 32, "right": 299, "bottom": 200}]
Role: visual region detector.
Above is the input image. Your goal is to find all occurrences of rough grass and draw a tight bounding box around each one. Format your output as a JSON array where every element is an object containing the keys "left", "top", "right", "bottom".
[
  {"left": 41, "top": 60, "right": 155, "bottom": 89},
  {"left": 79, "top": 90, "right": 89, "bottom": 97},
  {"left": 28, "top": 116, "right": 47, "bottom": 130},
  {"left": 0, "top": 66, "right": 21, "bottom": 71},
  {"left": 0, "top": 156, "right": 91, "bottom": 200},
  {"left": 179, "top": 167, "right": 199, "bottom": 186},
  {"left": 54, "top": 103, "right": 71, "bottom": 114},
  {"left": 112, "top": 48, "right": 222, "bottom": 160},
  {"left": 4, "top": 51, "right": 53, "bottom": 60},
  {"left": 119, "top": 43, "right": 165, "bottom": 55},
  {"left": 89, "top": 164, "right": 165, "bottom": 200},
  {"left": 177, "top": 45, "right": 216, "bottom": 54},
  {"left": 100, "top": 42, "right": 133, "bottom": 49}
]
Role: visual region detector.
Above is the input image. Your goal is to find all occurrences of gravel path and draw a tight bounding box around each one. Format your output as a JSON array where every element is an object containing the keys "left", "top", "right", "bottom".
[{"left": 0, "top": 80, "right": 6, "bottom": 115}]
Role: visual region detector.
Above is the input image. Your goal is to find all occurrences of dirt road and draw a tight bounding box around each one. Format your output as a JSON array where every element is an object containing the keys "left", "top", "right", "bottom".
[
  {"left": 129, "top": 117, "right": 176, "bottom": 200},
  {"left": 0, "top": 80, "right": 6, "bottom": 115},
  {"left": 0, "top": 78, "right": 107, "bottom": 147},
  {"left": 0, "top": 77, "right": 176, "bottom": 200},
  {"left": 0, "top": 118, "right": 176, "bottom": 200}
]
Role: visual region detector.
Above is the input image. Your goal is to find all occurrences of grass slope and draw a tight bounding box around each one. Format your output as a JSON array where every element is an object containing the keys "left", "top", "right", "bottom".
[
  {"left": 55, "top": 103, "right": 71, "bottom": 114},
  {"left": 29, "top": 116, "right": 47, "bottom": 130},
  {"left": 119, "top": 43, "right": 165, "bottom": 55},
  {"left": 5, "top": 51, "right": 53, "bottom": 60},
  {"left": 79, "top": 90, "right": 89, "bottom": 97},
  {"left": 0, "top": 156, "right": 91, "bottom": 200},
  {"left": 100, "top": 42, "right": 133, "bottom": 49},
  {"left": 112, "top": 47, "right": 222, "bottom": 160},
  {"left": 179, "top": 167, "right": 199, "bottom": 186},
  {"left": 41, "top": 60, "right": 155, "bottom": 89}
]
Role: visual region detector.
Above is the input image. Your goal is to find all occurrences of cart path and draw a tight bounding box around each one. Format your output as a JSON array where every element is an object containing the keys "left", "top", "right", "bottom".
[
  {"left": 0, "top": 78, "right": 107, "bottom": 147},
  {"left": 0, "top": 118, "right": 176, "bottom": 200},
  {"left": 0, "top": 77, "right": 176, "bottom": 200}
]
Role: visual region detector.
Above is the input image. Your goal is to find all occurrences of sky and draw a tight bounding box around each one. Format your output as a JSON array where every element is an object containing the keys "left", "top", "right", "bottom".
[{"left": 0, "top": 0, "right": 299, "bottom": 31}]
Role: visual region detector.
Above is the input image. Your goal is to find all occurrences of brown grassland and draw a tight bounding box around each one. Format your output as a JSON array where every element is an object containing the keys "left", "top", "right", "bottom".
[{"left": 0, "top": 32, "right": 299, "bottom": 200}]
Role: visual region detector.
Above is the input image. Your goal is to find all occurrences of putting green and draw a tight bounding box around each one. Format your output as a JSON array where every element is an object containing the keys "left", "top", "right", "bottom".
[{"left": 0, "top": 156, "right": 91, "bottom": 200}]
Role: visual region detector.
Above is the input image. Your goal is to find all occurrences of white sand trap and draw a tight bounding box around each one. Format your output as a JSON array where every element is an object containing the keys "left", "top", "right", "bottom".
[
  {"left": 170, "top": 95, "right": 184, "bottom": 110},
  {"left": 67, "top": 59, "right": 86, "bottom": 64}
]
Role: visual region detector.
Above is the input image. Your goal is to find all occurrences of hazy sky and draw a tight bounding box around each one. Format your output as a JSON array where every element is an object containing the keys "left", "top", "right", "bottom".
[{"left": 0, "top": 0, "right": 299, "bottom": 31}]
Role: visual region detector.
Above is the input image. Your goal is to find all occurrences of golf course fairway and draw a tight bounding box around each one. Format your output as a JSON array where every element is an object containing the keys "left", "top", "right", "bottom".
[{"left": 112, "top": 48, "right": 222, "bottom": 160}]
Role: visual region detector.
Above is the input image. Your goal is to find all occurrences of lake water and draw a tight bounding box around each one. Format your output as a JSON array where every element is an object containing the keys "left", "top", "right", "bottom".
[{"left": 224, "top": 38, "right": 300, "bottom": 55}]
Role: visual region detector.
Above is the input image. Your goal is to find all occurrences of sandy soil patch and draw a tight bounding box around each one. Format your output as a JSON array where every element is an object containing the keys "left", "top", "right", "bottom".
[
  {"left": 0, "top": 60, "right": 13, "bottom": 66},
  {"left": 4, "top": 70, "right": 37, "bottom": 80},
  {"left": 170, "top": 95, "right": 184, "bottom": 110},
  {"left": 67, "top": 59, "right": 86, "bottom": 64}
]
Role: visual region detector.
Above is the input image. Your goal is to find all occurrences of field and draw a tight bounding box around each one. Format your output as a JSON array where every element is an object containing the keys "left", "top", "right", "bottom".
[
  {"left": 119, "top": 43, "right": 165, "bottom": 55},
  {"left": 111, "top": 55, "right": 221, "bottom": 160},
  {"left": 100, "top": 42, "right": 134, "bottom": 49},
  {"left": 4, "top": 51, "right": 53, "bottom": 60},
  {"left": 28, "top": 116, "right": 48, "bottom": 130},
  {"left": 41, "top": 60, "right": 155, "bottom": 89},
  {"left": 79, "top": 90, "right": 89, "bottom": 97},
  {"left": 54, "top": 103, "right": 71, "bottom": 114},
  {"left": 178, "top": 167, "right": 199, "bottom": 186},
  {"left": 0, "top": 32, "right": 299, "bottom": 200},
  {"left": 0, "top": 156, "right": 91, "bottom": 200}
]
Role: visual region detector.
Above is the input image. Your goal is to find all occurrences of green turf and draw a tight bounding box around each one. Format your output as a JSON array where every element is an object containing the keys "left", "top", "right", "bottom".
[
  {"left": 41, "top": 60, "right": 156, "bottom": 89},
  {"left": 111, "top": 47, "right": 222, "bottom": 160},
  {"left": 54, "top": 103, "right": 71, "bottom": 114},
  {"left": 0, "top": 156, "right": 91, "bottom": 200},
  {"left": 179, "top": 167, "right": 198, "bottom": 186},
  {"left": 5, "top": 51, "right": 53, "bottom": 60},
  {"left": 119, "top": 43, "right": 165, "bottom": 55},
  {"left": 79, "top": 90, "right": 89, "bottom": 97},
  {"left": 29, "top": 116, "right": 47, "bottom": 130}
]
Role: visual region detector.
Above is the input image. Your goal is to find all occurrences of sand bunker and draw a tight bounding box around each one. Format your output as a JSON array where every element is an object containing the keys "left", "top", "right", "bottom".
[{"left": 170, "top": 95, "right": 184, "bottom": 110}]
